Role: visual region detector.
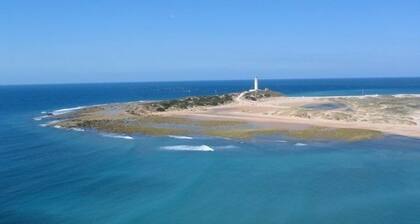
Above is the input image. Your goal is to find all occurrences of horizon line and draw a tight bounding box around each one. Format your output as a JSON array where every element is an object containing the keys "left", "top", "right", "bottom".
[{"left": 1, "top": 76, "right": 420, "bottom": 87}]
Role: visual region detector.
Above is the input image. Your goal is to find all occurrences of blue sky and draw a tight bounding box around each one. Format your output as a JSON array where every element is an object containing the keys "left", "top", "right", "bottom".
[{"left": 1, "top": 0, "right": 420, "bottom": 84}]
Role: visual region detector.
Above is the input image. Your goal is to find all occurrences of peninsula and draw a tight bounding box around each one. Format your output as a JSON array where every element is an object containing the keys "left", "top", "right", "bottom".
[{"left": 46, "top": 87, "right": 420, "bottom": 141}]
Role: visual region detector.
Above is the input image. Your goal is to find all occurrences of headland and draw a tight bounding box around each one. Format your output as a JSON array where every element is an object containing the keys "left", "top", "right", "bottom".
[{"left": 43, "top": 88, "right": 420, "bottom": 141}]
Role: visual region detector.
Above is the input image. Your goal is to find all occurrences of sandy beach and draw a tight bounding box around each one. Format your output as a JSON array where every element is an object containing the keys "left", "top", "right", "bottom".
[
  {"left": 47, "top": 91, "right": 420, "bottom": 140},
  {"left": 167, "top": 95, "right": 420, "bottom": 138}
]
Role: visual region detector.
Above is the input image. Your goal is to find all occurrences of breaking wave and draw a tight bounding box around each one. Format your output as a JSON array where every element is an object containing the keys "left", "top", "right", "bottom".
[
  {"left": 33, "top": 115, "right": 50, "bottom": 121},
  {"left": 161, "top": 145, "right": 214, "bottom": 152},
  {"left": 393, "top": 94, "right": 420, "bottom": 98},
  {"left": 52, "top": 106, "right": 86, "bottom": 116},
  {"left": 215, "top": 145, "right": 238, "bottom": 149},
  {"left": 294, "top": 143, "right": 307, "bottom": 146},
  {"left": 276, "top": 140, "right": 288, "bottom": 143},
  {"left": 101, "top": 133, "right": 134, "bottom": 140},
  {"left": 168, "top": 135, "right": 193, "bottom": 140}
]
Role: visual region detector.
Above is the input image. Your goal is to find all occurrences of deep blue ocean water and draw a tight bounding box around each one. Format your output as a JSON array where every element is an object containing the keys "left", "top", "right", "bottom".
[{"left": 1, "top": 78, "right": 420, "bottom": 224}]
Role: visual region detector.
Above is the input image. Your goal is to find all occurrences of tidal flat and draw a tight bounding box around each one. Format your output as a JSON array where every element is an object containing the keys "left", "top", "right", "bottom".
[{"left": 44, "top": 90, "right": 420, "bottom": 141}]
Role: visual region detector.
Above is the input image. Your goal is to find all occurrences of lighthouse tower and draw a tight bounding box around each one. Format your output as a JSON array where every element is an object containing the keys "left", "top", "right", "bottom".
[
  {"left": 248, "top": 76, "right": 260, "bottom": 92},
  {"left": 254, "top": 77, "right": 259, "bottom": 91}
]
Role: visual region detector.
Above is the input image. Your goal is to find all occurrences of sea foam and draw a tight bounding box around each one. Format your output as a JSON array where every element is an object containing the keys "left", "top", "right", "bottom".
[
  {"left": 161, "top": 145, "right": 214, "bottom": 152},
  {"left": 101, "top": 133, "right": 134, "bottom": 140},
  {"left": 168, "top": 135, "right": 193, "bottom": 140},
  {"left": 294, "top": 143, "right": 307, "bottom": 146},
  {"left": 33, "top": 115, "right": 50, "bottom": 121},
  {"left": 215, "top": 145, "right": 238, "bottom": 149},
  {"left": 52, "top": 106, "right": 86, "bottom": 116},
  {"left": 276, "top": 140, "right": 288, "bottom": 143}
]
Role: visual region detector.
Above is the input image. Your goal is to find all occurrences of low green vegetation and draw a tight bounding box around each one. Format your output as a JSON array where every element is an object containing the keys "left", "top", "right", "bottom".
[
  {"left": 145, "top": 94, "right": 235, "bottom": 112},
  {"left": 242, "top": 89, "right": 282, "bottom": 101}
]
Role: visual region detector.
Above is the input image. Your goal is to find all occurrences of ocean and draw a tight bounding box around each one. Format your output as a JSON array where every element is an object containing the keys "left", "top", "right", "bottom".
[{"left": 1, "top": 78, "right": 420, "bottom": 224}]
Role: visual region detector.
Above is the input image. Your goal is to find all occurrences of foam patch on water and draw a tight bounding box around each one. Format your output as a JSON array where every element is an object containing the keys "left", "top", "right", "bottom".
[
  {"left": 39, "top": 120, "right": 61, "bottom": 128},
  {"left": 394, "top": 94, "right": 420, "bottom": 98},
  {"left": 101, "top": 133, "right": 134, "bottom": 140},
  {"left": 215, "top": 145, "right": 238, "bottom": 149},
  {"left": 294, "top": 143, "right": 307, "bottom": 146},
  {"left": 52, "top": 106, "right": 86, "bottom": 116},
  {"left": 276, "top": 140, "right": 288, "bottom": 143},
  {"left": 71, "top": 128, "right": 85, "bottom": 132},
  {"left": 161, "top": 145, "right": 214, "bottom": 152},
  {"left": 168, "top": 135, "right": 194, "bottom": 140},
  {"left": 33, "top": 115, "right": 50, "bottom": 121}
]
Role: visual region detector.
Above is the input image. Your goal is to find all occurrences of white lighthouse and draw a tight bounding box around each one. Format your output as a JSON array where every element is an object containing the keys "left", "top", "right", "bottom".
[
  {"left": 254, "top": 77, "right": 259, "bottom": 91},
  {"left": 247, "top": 76, "right": 260, "bottom": 92},
  {"left": 249, "top": 77, "right": 259, "bottom": 92}
]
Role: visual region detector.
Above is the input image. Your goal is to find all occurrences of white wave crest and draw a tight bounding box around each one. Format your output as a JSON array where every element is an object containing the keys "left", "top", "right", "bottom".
[
  {"left": 52, "top": 106, "right": 86, "bottom": 116},
  {"left": 39, "top": 120, "right": 60, "bottom": 128},
  {"left": 71, "top": 128, "right": 85, "bottom": 132},
  {"left": 294, "top": 143, "right": 307, "bottom": 146},
  {"left": 101, "top": 133, "right": 134, "bottom": 140},
  {"left": 168, "top": 135, "right": 193, "bottom": 140},
  {"left": 393, "top": 94, "right": 420, "bottom": 98},
  {"left": 215, "top": 145, "right": 238, "bottom": 149},
  {"left": 33, "top": 115, "right": 50, "bottom": 121},
  {"left": 161, "top": 145, "right": 214, "bottom": 152},
  {"left": 276, "top": 140, "right": 288, "bottom": 143}
]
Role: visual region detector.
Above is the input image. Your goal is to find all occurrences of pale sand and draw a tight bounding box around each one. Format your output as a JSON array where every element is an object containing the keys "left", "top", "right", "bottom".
[{"left": 166, "top": 95, "right": 420, "bottom": 138}]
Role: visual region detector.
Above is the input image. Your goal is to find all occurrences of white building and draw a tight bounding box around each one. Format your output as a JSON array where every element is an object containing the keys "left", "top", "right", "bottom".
[{"left": 250, "top": 77, "right": 259, "bottom": 92}]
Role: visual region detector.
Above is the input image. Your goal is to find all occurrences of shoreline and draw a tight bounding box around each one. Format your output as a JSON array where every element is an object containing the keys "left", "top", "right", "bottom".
[
  {"left": 35, "top": 92, "right": 420, "bottom": 141},
  {"left": 171, "top": 108, "right": 420, "bottom": 138}
]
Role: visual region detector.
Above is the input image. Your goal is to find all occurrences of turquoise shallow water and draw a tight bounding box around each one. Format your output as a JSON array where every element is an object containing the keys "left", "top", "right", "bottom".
[{"left": 1, "top": 78, "right": 420, "bottom": 224}]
